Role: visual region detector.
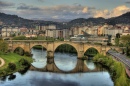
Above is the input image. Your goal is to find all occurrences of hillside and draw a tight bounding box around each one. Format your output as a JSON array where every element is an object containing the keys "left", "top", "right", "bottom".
[
  {"left": 68, "top": 12, "right": 130, "bottom": 26},
  {"left": 0, "top": 12, "right": 130, "bottom": 28},
  {"left": 0, "top": 13, "right": 35, "bottom": 27},
  {"left": 106, "top": 12, "right": 130, "bottom": 25}
]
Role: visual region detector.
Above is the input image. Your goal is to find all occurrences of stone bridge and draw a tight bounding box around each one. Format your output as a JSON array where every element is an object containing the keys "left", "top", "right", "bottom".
[{"left": 7, "top": 40, "right": 122, "bottom": 59}]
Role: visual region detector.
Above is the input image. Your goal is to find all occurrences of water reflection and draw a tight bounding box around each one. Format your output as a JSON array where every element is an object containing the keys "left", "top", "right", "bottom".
[
  {"left": 0, "top": 49, "right": 114, "bottom": 86},
  {"left": 31, "top": 48, "right": 47, "bottom": 68},
  {"left": 85, "top": 60, "right": 96, "bottom": 70},
  {"left": 8, "top": 74, "right": 16, "bottom": 80},
  {"left": 0, "top": 71, "right": 113, "bottom": 86},
  {"left": 54, "top": 52, "right": 77, "bottom": 71}
]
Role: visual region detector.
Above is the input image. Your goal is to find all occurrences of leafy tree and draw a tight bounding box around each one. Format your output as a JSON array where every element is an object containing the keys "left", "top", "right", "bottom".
[
  {"left": 120, "top": 35, "right": 130, "bottom": 45},
  {"left": 116, "top": 33, "right": 120, "bottom": 38},
  {"left": 0, "top": 41, "right": 8, "bottom": 52},
  {"left": 115, "top": 38, "right": 119, "bottom": 46},
  {"left": 120, "top": 35, "right": 130, "bottom": 56}
]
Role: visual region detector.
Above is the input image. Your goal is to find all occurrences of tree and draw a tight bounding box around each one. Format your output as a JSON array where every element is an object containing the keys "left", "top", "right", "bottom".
[
  {"left": 0, "top": 41, "right": 8, "bottom": 52},
  {"left": 115, "top": 38, "right": 119, "bottom": 46},
  {"left": 116, "top": 33, "right": 120, "bottom": 38},
  {"left": 120, "top": 35, "right": 130, "bottom": 56}
]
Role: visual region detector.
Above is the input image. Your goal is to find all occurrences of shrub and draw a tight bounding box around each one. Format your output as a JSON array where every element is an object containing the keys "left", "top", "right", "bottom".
[
  {"left": 19, "top": 58, "right": 30, "bottom": 67},
  {"left": 8, "top": 63, "right": 16, "bottom": 71},
  {"left": 24, "top": 51, "right": 31, "bottom": 56}
]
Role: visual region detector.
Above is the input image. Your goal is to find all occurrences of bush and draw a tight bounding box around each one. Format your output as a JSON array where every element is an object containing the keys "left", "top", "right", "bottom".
[
  {"left": 19, "top": 58, "right": 30, "bottom": 67},
  {"left": 12, "top": 36, "right": 26, "bottom": 40},
  {"left": 8, "top": 63, "right": 16, "bottom": 71},
  {"left": 24, "top": 51, "right": 31, "bottom": 56}
]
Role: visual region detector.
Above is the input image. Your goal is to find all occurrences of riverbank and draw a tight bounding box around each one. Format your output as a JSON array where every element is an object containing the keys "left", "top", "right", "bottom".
[
  {"left": 0, "top": 52, "right": 33, "bottom": 77},
  {"left": 93, "top": 54, "right": 130, "bottom": 86}
]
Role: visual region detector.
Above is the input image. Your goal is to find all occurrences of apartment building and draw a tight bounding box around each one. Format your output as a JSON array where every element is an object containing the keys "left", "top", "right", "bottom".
[{"left": 1, "top": 26, "right": 20, "bottom": 37}]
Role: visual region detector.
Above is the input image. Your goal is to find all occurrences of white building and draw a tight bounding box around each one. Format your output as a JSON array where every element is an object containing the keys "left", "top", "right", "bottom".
[
  {"left": 1, "top": 27, "right": 20, "bottom": 37},
  {"left": 104, "top": 26, "right": 123, "bottom": 36}
]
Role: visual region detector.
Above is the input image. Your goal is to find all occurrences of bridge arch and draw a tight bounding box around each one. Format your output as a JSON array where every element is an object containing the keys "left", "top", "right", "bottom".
[
  {"left": 54, "top": 44, "right": 77, "bottom": 54},
  {"left": 84, "top": 44, "right": 101, "bottom": 54},
  {"left": 13, "top": 47, "right": 25, "bottom": 55},
  {"left": 30, "top": 45, "right": 47, "bottom": 51},
  {"left": 54, "top": 43, "right": 77, "bottom": 71},
  {"left": 84, "top": 47, "right": 99, "bottom": 56},
  {"left": 53, "top": 42, "right": 79, "bottom": 55},
  {"left": 30, "top": 44, "right": 47, "bottom": 52},
  {"left": 13, "top": 46, "right": 25, "bottom": 52}
]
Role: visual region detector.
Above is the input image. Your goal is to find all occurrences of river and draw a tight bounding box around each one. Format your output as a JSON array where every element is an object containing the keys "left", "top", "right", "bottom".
[{"left": 0, "top": 48, "right": 114, "bottom": 86}]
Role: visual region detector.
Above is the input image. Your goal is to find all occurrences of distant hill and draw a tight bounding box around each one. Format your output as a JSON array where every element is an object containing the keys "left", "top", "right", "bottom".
[
  {"left": 68, "top": 12, "right": 130, "bottom": 26},
  {"left": 0, "top": 12, "right": 36, "bottom": 27},
  {"left": 68, "top": 17, "right": 105, "bottom": 26},
  {"left": 106, "top": 12, "right": 130, "bottom": 25},
  {"left": 0, "top": 12, "right": 130, "bottom": 28}
]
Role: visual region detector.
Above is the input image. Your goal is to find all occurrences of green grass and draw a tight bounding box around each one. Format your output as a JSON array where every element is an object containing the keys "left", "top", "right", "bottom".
[{"left": 0, "top": 52, "right": 33, "bottom": 76}]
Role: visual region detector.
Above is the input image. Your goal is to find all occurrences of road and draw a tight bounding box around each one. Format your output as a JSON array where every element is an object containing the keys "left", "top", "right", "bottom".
[{"left": 108, "top": 50, "right": 130, "bottom": 68}]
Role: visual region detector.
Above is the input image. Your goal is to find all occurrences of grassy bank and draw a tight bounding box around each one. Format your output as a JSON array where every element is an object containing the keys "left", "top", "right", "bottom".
[
  {"left": 93, "top": 54, "right": 130, "bottom": 86},
  {"left": 0, "top": 52, "right": 33, "bottom": 77}
]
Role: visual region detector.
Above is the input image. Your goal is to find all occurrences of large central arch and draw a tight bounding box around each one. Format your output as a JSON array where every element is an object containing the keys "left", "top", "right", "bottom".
[
  {"left": 53, "top": 42, "right": 79, "bottom": 54},
  {"left": 54, "top": 43, "right": 78, "bottom": 71}
]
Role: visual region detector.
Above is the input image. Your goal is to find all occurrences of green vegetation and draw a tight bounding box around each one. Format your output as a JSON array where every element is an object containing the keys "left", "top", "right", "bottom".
[
  {"left": 32, "top": 45, "right": 46, "bottom": 50},
  {"left": 14, "top": 47, "right": 24, "bottom": 56},
  {"left": 93, "top": 54, "right": 130, "bottom": 86},
  {"left": 120, "top": 35, "right": 130, "bottom": 56},
  {"left": 115, "top": 38, "right": 119, "bottom": 46},
  {"left": 0, "top": 52, "right": 33, "bottom": 77},
  {"left": 55, "top": 44, "right": 77, "bottom": 54},
  {"left": 0, "top": 40, "right": 8, "bottom": 53},
  {"left": 12, "top": 35, "right": 64, "bottom": 41},
  {"left": 12, "top": 36, "right": 26, "bottom": 40},
  {"left": 84, "top": 48, "right": 98, "bottom": 57}
]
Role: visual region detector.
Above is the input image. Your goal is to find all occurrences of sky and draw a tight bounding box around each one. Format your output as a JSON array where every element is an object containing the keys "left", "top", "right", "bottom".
[{"left": 0, "top": 0, "right": 130, "bottom": 20}]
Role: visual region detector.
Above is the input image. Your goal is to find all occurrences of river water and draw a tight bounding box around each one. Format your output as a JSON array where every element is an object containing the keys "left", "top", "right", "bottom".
[{"left": 0, "top": 48, "right": 114, "bottom": 86}]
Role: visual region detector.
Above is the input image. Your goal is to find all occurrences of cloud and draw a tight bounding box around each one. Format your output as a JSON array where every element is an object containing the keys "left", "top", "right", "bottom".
[
  {"left": 93, "top": 10, "right": 110, "bottom": 18},
  {"left": 16, "top": 4, "right": 93, "bottom": 19},
  {"left": 125, "top": 1, "right": 130, "bottom": 4},
  {"left": 17, "top": 3, "right": 41, "bottom": 10},
  {"left": 93, "top": 5, "right": 130, "bottom": 18},
  {"left": 1, "top": 2, "right": 130, "bottom": 20},
  {"left": 82, "top": 7, "right": 88, "bottom": 13},
  {"left": 111, "top": 5, "right": 130, "bottom": 17},
  {"left": 0, "top": 1, "right": 15, "bottom": 8}
]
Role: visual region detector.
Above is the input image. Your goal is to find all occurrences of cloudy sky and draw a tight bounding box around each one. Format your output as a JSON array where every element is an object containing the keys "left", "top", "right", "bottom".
[{"left": 0, "top": 0, "right": 130, "bottom": 20}]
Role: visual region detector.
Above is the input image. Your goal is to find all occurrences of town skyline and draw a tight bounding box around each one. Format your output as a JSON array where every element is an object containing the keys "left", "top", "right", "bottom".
[{"left": 0, "top": 0, "right": 130, "bottom": 21}]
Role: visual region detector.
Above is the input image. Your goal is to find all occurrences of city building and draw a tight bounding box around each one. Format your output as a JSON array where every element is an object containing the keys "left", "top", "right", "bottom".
[{"left": 1, "top": 26, "right": 20, "bottom": 37}]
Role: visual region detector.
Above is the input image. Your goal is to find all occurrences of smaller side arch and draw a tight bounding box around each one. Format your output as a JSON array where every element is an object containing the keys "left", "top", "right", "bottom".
[
  {"left": 84, "top": 45, "right": 101, "bottom": 55},
  {"left": 13, "top": 47, "right": 25, "bottom": 56}
]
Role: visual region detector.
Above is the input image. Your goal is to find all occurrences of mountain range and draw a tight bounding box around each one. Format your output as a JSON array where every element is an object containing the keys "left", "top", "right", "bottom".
[{"left": 0, "top": 12, "right": 130, "bottom": 28}]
